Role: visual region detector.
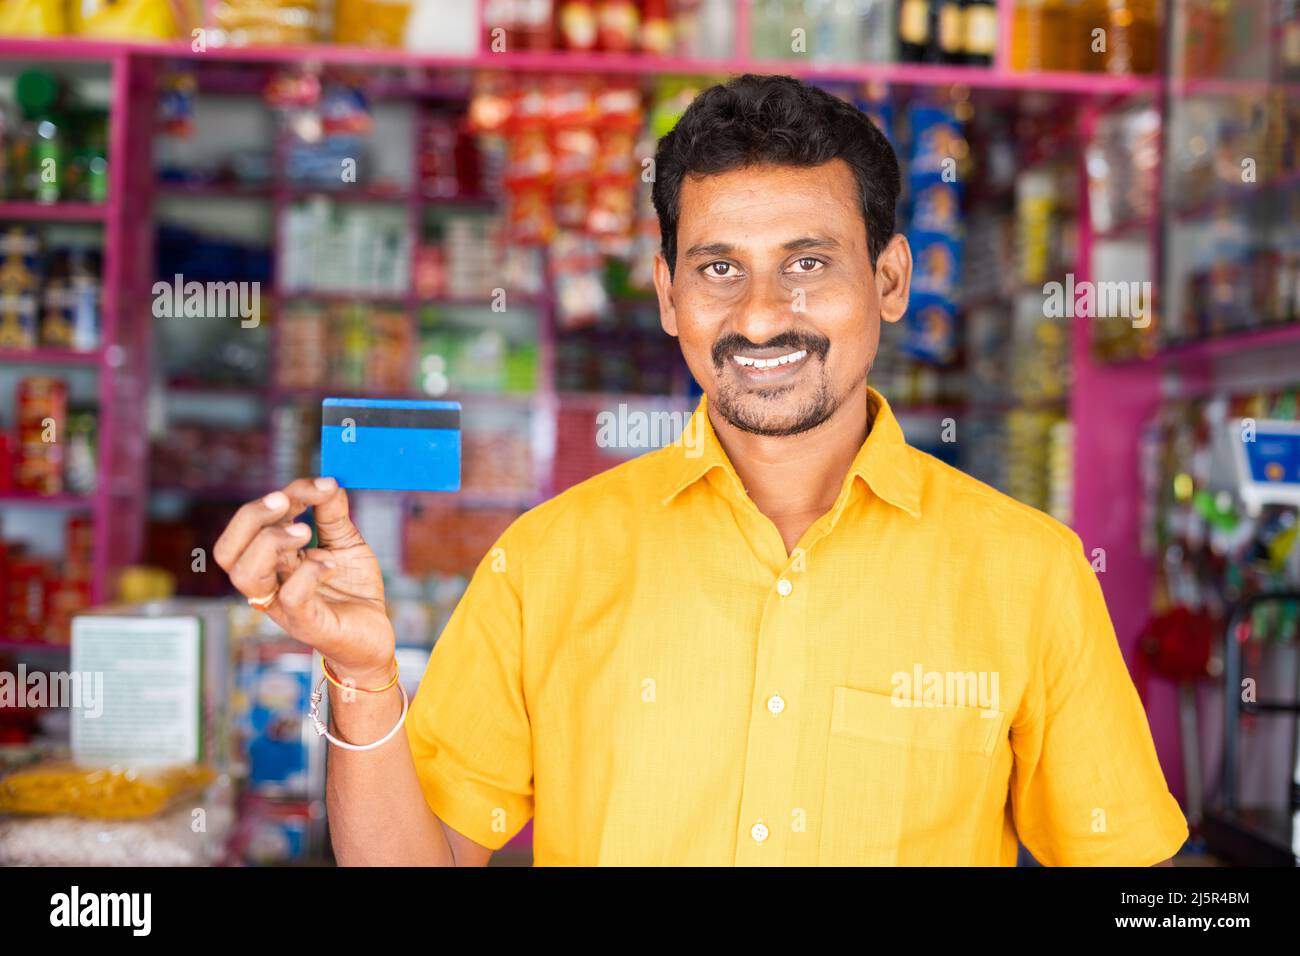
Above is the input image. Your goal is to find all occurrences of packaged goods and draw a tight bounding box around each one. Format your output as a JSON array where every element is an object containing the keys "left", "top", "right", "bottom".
[
  {"left": 403, "top": 502, "right": 522, "bottom": 576},
  {"left": 212, "top": 0, "right": 323, "bottom": 46},
  {"left": 234, "top": 650, "right": 319, "bottom": 796},
  {"left": 903, "top": 103, "right": 965, "bottom": 366},
  {"left": 4, "top": 556, "right": 50, "bottom": 641},
  {"left": 0, "top": 292, "right": 37, "bottom": 349},
  {"left": 333, "top": 0, "right": 411, "bottom": 46},
  {"left": 14, "top": 375, "right": 67, "bottom": 495},
  {"left": 0, "top": 228, "right": 103, "bottom": 352},
  {"left": 0, "top": 785, "right": 235, "bottom": 866},
  {"left": 0, "top": 226, "right": 40, "bottom": 295},
  {"left": 0, "top": 762, "right": 215, "bottom": 819}
]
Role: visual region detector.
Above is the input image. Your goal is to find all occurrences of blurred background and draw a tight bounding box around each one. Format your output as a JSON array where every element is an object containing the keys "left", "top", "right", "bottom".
[{"left": 0, "top": 0, "right": 1297, "bottom": 867}]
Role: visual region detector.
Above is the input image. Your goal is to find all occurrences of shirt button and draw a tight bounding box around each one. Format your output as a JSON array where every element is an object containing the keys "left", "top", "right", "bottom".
[
  {"left": 766, "top": 695, "right": 785, "bottom": 715},
  {"left": 751, "top": 822, "right": 769, "bottom": 844},
  {"left": 776, "top": 577, "right": 793, "bottom": 597}
]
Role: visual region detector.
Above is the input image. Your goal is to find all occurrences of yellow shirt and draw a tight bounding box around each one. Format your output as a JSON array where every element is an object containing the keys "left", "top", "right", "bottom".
[{"left": 406, "top": 388, "right": 1188, "bottom": 865}]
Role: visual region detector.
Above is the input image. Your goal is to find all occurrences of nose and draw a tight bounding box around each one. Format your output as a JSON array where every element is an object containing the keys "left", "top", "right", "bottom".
[{"left": 730, "top": 271, "right": 796, "bottom": 347}]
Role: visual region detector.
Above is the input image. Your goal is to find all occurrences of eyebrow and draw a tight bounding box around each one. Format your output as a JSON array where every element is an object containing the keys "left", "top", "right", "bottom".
[{"left": 683, "top": 236, "right": 842, "bottom": 260}]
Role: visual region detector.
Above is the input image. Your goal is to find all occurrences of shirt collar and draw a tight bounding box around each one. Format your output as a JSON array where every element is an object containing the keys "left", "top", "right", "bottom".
[{"left": 659, "top": 386, "right": 922, "bottom": 519}]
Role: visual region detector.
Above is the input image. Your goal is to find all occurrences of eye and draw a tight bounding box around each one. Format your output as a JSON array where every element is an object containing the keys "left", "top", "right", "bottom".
[
  {"left": 788, "top": 257, "right": 824, "bottom": 273},
  {"left": 702, "top": 261, "right": 740, "bottom": 278}
]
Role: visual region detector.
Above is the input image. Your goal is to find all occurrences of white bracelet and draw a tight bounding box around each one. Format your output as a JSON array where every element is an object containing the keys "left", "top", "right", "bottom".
[{"left": 308, "top": 675, "right": 409, "bottom": 752}]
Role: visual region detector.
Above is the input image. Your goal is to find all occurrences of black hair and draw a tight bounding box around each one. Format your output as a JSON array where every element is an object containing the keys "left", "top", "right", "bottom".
[{"left": 651, "top": 73, "right": 900, "bottom": 279}]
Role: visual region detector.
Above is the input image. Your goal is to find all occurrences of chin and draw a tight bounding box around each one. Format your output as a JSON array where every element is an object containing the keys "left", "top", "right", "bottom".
[{"left": 714, "top": 382, "right": 838, "bottom": 438}]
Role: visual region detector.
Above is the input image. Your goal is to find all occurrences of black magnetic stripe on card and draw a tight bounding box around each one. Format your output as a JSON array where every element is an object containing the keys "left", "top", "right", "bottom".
[{"left": 322, "top": 406, "right": 461, "bottom": 430}]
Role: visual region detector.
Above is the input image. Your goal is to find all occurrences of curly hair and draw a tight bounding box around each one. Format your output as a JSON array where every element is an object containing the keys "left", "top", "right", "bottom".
[{"left": 651, "top": 74, "right": 900, "bottom": 278}]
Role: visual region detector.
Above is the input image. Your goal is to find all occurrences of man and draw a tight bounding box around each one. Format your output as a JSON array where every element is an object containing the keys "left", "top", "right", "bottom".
[{"left": 215, "top": 75, "right": 1187, "bottom": 866}]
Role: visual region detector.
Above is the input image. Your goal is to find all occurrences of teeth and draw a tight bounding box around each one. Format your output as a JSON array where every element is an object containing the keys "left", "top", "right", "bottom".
[{"left": 732, "top": 349, "right": 807, "bottom": 370}]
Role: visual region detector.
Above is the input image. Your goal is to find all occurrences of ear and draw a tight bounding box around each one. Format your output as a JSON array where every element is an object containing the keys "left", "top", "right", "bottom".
[
  {"left": 875, "top": 234, "right": 912, "bottom": 325},
  {"left": 653, "top": 253, "right": 678, "bottom": 337}
]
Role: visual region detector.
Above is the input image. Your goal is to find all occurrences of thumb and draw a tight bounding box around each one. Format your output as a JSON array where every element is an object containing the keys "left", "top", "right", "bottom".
[
  {"left": 275, "top": 554, "right": 342, "bottom": 651},
  {"left": 312, "top": 480, "right": 363, "bottom": 550}
]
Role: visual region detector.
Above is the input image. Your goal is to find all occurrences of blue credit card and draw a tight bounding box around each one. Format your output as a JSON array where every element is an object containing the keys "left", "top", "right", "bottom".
[{"left": 320, "top": 398, "right": 461, "bottom": 492}]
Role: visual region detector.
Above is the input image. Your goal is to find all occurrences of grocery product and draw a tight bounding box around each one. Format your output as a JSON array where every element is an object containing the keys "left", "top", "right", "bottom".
[
  {"left": 403, "top": 501, "right": 522, "bottom": 575},
  {"left": 14, "top": 375, "right": 66, "bottom": 495},
  {"left": 334, "top": 0, "right": 411, "bottom": 46},
  {"left": 0, "top": 793, "right": 235, "bottom": 866},
  {"left": 0, "top": 228, "right": 102, "bottom": 352},
  {"left": 0, "top": 762, "right": 215, "bottom": 819},
  {"left": 0, "top": 0, "right": 64, "bottom": 36},
  {"left": 903, "top": 103, "right": 966, "bottom": 365},
  {"left": 231, "top": 794, "right": 320, "bottom": 865},
  {"left": 1101, "top": 0, "right": 1158, "bottom": 75},
  {"left": 1144, "top": 388, "right": 1300, "bottom": 609},
  {"left": 212, "top": 0, "right": 323, "bottom": 46},
  {"left": 281, "top": 200, "right": 409, "bottom": 295},
  {"left": 4, "top": 554, "right": 51, "bottom": 641},
  {"left": 963, "top": 0, "right": 998, "bottom": 65},
  {"left": 150, "top": 423, "right": 270, "bottom": 494},
  {"left": 77, "top": 0, "right": 187, "bottom": 40},
  {"left": 1, "top": 70, "right": 109, "bottom": 204},
  {"left": 234, "top": 649, "right": 322, "bottom": 798},
  {"left": 420, "top": 111, "right": 482, "bottom": 199},
  {"left": 1011, "top": 0, "right": 1087, "bottom": 72}
]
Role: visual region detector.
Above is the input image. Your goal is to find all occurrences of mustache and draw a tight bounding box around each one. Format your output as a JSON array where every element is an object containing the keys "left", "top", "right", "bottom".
[{"left": 711, "top": 330, "right": 830, "bottom": 369}]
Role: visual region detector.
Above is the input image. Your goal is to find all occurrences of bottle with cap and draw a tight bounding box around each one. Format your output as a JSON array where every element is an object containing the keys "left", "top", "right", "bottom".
[{"left": 16, "top": 70, "right": 66, "bottom": 203}]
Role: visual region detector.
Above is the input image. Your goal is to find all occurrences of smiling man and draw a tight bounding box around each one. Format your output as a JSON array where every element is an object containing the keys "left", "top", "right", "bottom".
[{"left": 215, "top": 74, "right": 1188, "bottom": 866}]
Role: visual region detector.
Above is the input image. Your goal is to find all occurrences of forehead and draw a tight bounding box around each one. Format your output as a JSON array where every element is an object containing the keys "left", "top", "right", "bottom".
[{"left": 676, "top": 160, "right": 865, "bottom": 246}]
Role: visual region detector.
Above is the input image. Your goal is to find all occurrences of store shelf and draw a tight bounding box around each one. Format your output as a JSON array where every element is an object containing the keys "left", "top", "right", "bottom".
[
  {"left": 155, "top": 182, "right": 274, "bottom": 199},
  {"left": 0, "top": 639, "right": 71, "bottom": 656},
  {"left": 266, "top": 385, "right": 537, "bottom": 405},
  {"left": 1105, "top": 324, "right": 1300, "bottom": 368},
  {"left": 284, "top": 185, "right": 412, "bottom": 203},
  {"left": 164, "top": 380, "right": 267, "bottom": 396},
  {"left": 0, "top": 348, "right": 102, "bottom": 365},
  {"left": 452, "top": 490, "right": 545, "bottom": 509},
  {"left": 967, "top": 397, "right": 1070, "bottom": 412},
  {"left": 1172, "top": 170, "right": 1300, "bottom": 224},
  {"left": 0, "top": 493, "right": 95, "bottom": 508},
  {"left": 558, "top": 390, "right": 693, "bottom": 407},
  {"left": 1093, "top": 213, "right": 1155, "bottom": 239},
  {"left": 274, "top": 289, "right": 408, "bottom": 305},
  {"left": 422, "top": 294, "right": 549, "bottom": 308},
  {"left": 891, "top": 403, "right": 965, "bottom": 418},
  {"left": 150, "top": 484, "right": 268, "bottom": 500},
  {"left": 0, "top": 200, "right": 107, "bottom": 222},
  {"left": 1171, "top": 75, "right": 1300, "bottom": 98},
  {"left": 420, "top": 193, "right": 499, "bottom": 208},
  {"left": 0, "top": 37, "right": 1164, "bottom": 96}
]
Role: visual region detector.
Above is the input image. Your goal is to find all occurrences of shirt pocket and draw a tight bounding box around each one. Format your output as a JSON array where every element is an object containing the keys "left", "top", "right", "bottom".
[{"left": 818, "top": 685, "right": 1005, "bottom": 866}]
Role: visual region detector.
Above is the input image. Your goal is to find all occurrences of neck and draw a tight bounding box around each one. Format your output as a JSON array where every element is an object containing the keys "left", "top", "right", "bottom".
[{"left": 707, "top": 383, "right": 871, "bottom": 533}]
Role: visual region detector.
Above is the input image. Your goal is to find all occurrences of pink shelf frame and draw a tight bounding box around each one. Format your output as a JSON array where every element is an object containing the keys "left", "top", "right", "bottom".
[
  {"left": 0, "top": 200, "right": 107, "bottom": 221},
  {"left": 0, "top": 36, "right": 1161, "bottom": 96},
  {"left": 0, "top": 347, "right": 102, "bottom": 364},
  {"left": 0, "top": 493, "right": 95, "bottom": 508}
]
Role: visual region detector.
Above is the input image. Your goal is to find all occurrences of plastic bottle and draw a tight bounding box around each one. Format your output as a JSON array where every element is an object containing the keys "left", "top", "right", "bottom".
[
  {"left": 897, "top": 0, "right": 933, "bottom": 61},
  {"left": 962, "top": 0, "right": 997, "bottom": 65},
  {"left": 1103, "top": 0, "right": 1157, "bottom": 75},
  {"left": 859, "top": 0, "right": 897, "bottom": 63}
]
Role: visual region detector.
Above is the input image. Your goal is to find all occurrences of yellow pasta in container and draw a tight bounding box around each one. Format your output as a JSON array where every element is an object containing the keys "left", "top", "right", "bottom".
[
  {"left": 0, "top": 762, "right": 215, "bottom": 820},
  {"left": 333, "top": 0, "right": 411, "bottom": 47}
]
